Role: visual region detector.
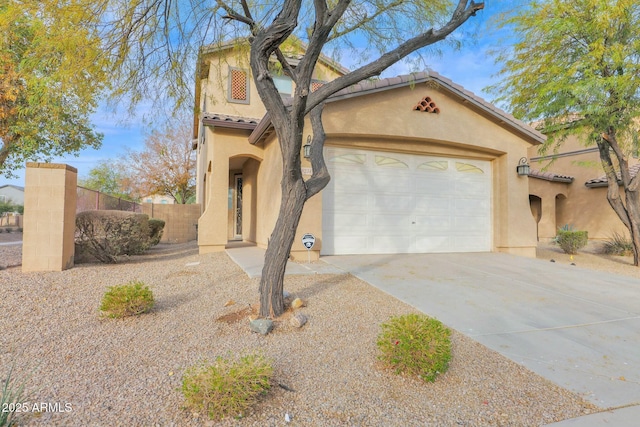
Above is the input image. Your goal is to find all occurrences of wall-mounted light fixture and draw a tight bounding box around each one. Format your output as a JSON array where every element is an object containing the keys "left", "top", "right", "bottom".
[
  {"left": 516, "top": 157, "right": 530, "bottom": 176},
  {"left": 303, "top": 135, "right": 312, "bottom": 159}
]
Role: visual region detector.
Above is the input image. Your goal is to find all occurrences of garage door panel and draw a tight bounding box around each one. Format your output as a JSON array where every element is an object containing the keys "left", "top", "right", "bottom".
[
  {"left": 372, "top": 235, "right": 413, "bottom": 253},
  {"left": 372, "top": 214, "right": 411, "bottom": 228},
  {"left": 415, "top": 215, "right": 452, "bottom": 230},
  {"left": 372, "top": 194, "right": 413, "bottom": 211},
  {"left": 454, "top": 179, "right": 489, "bottom": 196},
  {"left": 415, "top": 197, "right": 452, "bottom": 215},
  {"left": 415, "top": 178, "right": 451, "bottom": 195},
  {"left": 327, "top": 192, "right": 369, "bottom": 211},
  {"left": 415, "top": 236, "right": 452, "bottom": 252},
  {"left": 322, "top": 147, "right": 491, "bottom": 255},
  {"left": 454, "top": 216, "right": 489, "bottom": 232},
  {"left": 371, "top": 173, "right": 412, "bottom": 189},
  {"left": 324, "top": 213, "right": 369, "bottom": 230}
]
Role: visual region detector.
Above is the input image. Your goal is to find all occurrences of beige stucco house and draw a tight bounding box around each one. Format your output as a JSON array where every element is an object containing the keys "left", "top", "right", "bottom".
[
  {"left": 527, "top": 134, "right": 636, "bottom": 242},
  {"left": 194, "top": 43, "right": 544, "bottom": 260}
]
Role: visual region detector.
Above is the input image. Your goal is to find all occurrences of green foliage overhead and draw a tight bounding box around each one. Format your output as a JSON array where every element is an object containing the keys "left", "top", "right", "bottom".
[
  {"left": 0, "top": 0, "right": 109, "bottom": 177},
  {"left": 100, "top": 0, "right": 478, "bottom": 113},
  {"left": 79, "top": 160, "right": 136, "bottom": 200},
  {"left": 490, "top": 0, "right": 640, "bottom": 155}
]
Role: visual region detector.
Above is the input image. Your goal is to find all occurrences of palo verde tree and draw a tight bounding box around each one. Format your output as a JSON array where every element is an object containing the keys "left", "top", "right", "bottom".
[
  {"left": 0, "top": 0, "right": 109, "bottom": 177},
  {"left": 490, "top": 0, "right": 640, "bottom": 265},
  {"left": 102, "top": 0, "right": 484, "bottom": 317}
]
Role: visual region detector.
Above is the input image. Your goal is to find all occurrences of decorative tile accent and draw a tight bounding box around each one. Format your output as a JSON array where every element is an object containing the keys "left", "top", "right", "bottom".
[
  {"left": 230, "top": 69, "right": 248, "bottom": 101},
  {"left": 311, "top": 81, "right": 324, "bottom": 92},
  {"left": 414, "top": 96, "right": 440, "bottom": 113}
]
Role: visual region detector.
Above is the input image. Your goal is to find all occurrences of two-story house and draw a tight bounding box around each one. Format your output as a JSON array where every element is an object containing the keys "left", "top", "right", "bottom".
[{"left": 193, "top": 41, "right": 543, "bottom": 260}]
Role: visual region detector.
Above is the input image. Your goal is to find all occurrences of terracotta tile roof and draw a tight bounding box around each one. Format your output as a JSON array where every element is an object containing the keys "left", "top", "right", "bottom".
[
  {"left": 202, "top": 113, "right": 261, "bottom": 130},
  {"left": 528, "top": 169, "right": 574, "bottom": 183},
  {"left": 249, "top": 70, "right": 546, "bottom": 146},
  {"left": 585, "top": 163, "right": 640, "bottom": 187}
]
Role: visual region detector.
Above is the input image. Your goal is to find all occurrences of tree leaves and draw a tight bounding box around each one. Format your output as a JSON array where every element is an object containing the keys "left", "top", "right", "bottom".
[{"left": 0, "top": 0, "right": 109, "bottom": 177}]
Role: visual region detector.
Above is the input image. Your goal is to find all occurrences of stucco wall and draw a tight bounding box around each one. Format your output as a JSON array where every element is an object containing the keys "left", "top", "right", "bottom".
[{"left": 528, "top": 134, "right": 629, "bottom": 240}]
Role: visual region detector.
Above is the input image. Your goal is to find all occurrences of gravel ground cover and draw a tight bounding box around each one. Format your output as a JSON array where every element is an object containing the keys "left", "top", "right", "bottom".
[{"left": 0, "top": 239, "right": 602, "bottom": 426}]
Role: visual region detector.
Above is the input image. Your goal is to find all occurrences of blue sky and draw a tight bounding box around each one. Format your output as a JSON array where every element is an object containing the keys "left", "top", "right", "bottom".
[{"left": 1, "top": 1, "right": 513, "bottom": 188}]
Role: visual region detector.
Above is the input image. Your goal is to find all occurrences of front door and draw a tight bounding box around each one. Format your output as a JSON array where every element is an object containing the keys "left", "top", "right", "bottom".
[{"left": 234, "top": 175, "right": 243, "bottom": 239}]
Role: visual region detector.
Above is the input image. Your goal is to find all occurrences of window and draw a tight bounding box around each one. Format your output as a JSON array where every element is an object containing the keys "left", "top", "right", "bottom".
[
  {"left": 273, "top": 74, "right": 292, "bottom": 95},
  {"left": 228, "top": 67, "right": 249, "bottom": 104},
  {"left": 455, "top": 162, "right": 484, "bottom": 174}
]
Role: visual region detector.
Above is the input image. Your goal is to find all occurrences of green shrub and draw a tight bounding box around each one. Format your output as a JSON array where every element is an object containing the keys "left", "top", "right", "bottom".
[
  {"left": 555, "top": 230, "right": 588, "bottom": 254},
  {"left": 100, "top": 281, "right": 155, "bottom": 318},
  {"left": 75, "top": 210, "right": 153, "bottom": 263},
  {"left": 601, "top": 232, "right": 633, "bottom": 256},
  {"left": 182, "top": 354, "right": 273, "bottom": 420},
  {"left": 4, "top": 228, "right": 11, "bottom": 233},
  {"left": 148, "top": 218, "right": 165, "bottom": 246},
  {"left": 377, "top": 313, "right": 451, "bottom": 382},
  {"left": 1, "top": 364, "right": 28, "bottom": 427}
]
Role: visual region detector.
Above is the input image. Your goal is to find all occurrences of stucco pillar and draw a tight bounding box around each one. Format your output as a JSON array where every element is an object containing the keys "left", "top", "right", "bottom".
[
  {"left": 198, "top": 155, "right": 230, "bottom": 253},
  {"left": 494, "top": 154, "right": 538, "bottom": 257},
  {"left": 537, "top": 195, "right": 557, "bottom": 241},
  {"left": 22, "top": 163, "right": 77, "bottom": 271}
]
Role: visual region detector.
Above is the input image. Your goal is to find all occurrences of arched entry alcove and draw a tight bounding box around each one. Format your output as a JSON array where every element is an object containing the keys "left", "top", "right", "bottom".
[{"left": 529, "top": 195, "right": 542, "bottom": 240}]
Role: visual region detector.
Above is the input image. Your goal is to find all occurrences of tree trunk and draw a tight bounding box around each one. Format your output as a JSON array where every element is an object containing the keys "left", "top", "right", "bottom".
[
  {"left": 259, "top": 176, "right": 307, "bottom": 317},
  {"left": 622, "top": 189, "right": 640, "bottom": 266}
]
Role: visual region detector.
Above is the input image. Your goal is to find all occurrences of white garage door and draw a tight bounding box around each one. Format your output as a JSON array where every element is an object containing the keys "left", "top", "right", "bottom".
[{"left": 321, "top": 147, "right": 492, "bottom": 255}]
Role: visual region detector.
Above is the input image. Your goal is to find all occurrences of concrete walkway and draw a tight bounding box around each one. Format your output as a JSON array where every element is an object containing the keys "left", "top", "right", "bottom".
[{"left": 226, "top": 246, "right": 640, "bottom": 426}]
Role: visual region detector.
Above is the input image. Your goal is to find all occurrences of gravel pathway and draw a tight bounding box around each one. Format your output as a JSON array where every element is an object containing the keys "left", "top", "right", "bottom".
[{"left": 1, "top": 241, "right": 598, "bottom": 426}]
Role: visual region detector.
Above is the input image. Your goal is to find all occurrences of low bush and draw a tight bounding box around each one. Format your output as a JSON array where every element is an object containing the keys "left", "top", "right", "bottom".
[
  {"left": 100, "top": 281, "right": 155, "bottom": 318},
  {"left": 377, "top": 313, "right": 451, "bottom": 382},
  {"left": 182, "top": 354, "right": 273, "bottom": 420},
  {"left": 148, "top": 218, "right": 165, "bottom": 246},
  {"left": 601, "top": 232, "right": 633, "bottom": 256},
  {"left": 75, "top": 210, "right": 154, "bottom": 263},
  {"left": 555, "top": 229, "right": 588, "bottom": 254}
]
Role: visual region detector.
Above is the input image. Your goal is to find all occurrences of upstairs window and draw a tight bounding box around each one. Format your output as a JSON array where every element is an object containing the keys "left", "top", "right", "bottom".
[
  {"left": 228, "top": 67, "right": 249, "bottom": 104},
  {"left": 273, "top": 74, "right": 293, "bottom": 96}
]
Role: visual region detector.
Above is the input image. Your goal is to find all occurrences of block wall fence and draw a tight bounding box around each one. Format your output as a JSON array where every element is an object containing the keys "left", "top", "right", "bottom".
[{"left": 141, "top": 203, "right": 200, "bottom": 243}]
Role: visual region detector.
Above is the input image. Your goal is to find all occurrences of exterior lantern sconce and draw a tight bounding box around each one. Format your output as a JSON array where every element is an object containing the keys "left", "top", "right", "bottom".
[
  {"left": 303, "top": 135, "right": 312, "bottom": 159},
  {"left": 516, "top": 157, "right": 530, "bottom": 176}
]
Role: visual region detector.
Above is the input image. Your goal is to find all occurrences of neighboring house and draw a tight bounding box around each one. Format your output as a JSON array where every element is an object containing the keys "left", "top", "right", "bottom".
[
  {"left": 527, "top": 135, "right": 636, "bottom": 241},
  {"left": 0, "top": 184, "right": 25, "bottom": 205},
  {"left": 142, "top": 194, "right": 174, "bottom": 205},
  {"left": 194, "top": 42, "right": 542, "bottom": 260}
]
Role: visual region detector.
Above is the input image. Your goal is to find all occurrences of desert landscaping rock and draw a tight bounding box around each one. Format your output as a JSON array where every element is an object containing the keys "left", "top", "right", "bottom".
[
  {"left": 0, "top": 238, "right": 612, "bottom": 426},
  {"left": 289, "top": 313, "right": 308, "bottom": 328},
  {"left": 290, "top": 297, "right": 305, "bottom": 309},
  {"left": 250, "top": 318, "right": 274, "bottom": 335}
]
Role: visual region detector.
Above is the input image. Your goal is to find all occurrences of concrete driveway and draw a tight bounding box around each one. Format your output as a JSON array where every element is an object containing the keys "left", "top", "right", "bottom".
[{"left": 321, "top": 252, "right": 640, "bottom": 410}]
